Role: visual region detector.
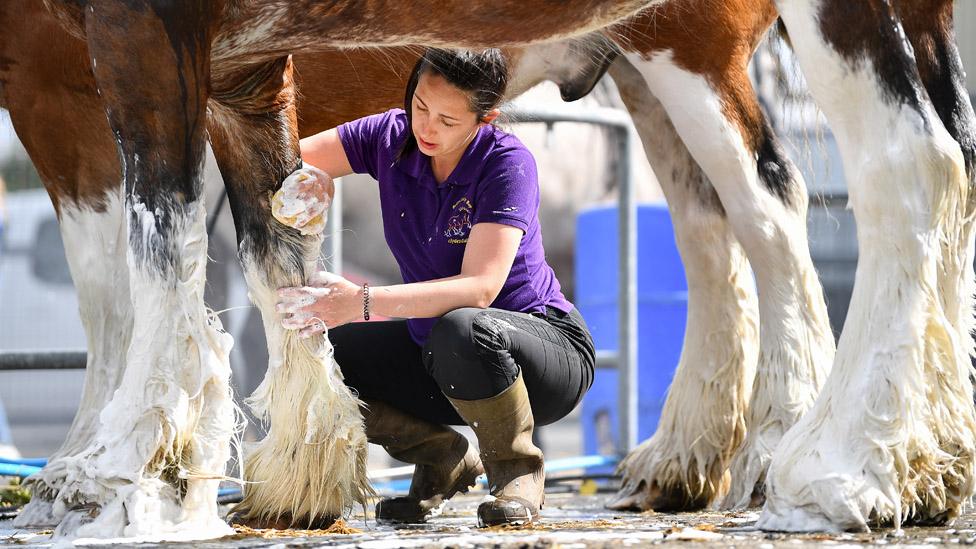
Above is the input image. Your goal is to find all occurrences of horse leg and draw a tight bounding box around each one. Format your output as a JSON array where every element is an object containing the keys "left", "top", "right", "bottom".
[
  {"left": 605, "top": 57, "right": 760, "bottom": 512},
  {"left": 0, "top": 1, "right": 132, "bottom": 525},
  {"left": 47, "top": 2, "right": 237, "bottom": 538},
  {"left": 760, "top": 0, "right": 975, "bottom": 531},
  {"left": 207, "top": 57, "right": 370, "bottom": 528},
  {"left": 900, "top": 13, "right": 976, "bottom": 529},
  {"left": 15, "top": 196, "right": 133, "bottom": 527},
  {"left": 610, "top": 0, "right": 835, "bottom": 511},
  {"left": 898, "top": 0, "right": 976, "bottom": 372},
  {"left": 708, "top": 72, "right": 836, "bottom": 511}
]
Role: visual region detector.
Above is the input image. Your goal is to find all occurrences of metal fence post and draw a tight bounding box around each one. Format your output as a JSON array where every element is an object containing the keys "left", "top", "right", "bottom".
[
  {"left": 617, "top": 124, "right": 639, "bottom": 454},
  {"left": 323, "top": 176, "right": 343, "bottom": 275}
]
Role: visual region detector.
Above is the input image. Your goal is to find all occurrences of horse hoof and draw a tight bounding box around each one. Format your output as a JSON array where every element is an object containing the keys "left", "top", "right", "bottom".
[
  {"left": 607, "top": 480, "right": 709, "bottom": 513},
  {"left": 227, "top": 512, "right": 339, "bottom": 531},
  {"left": 53, "top": 505, "right": 100, "bottom": 538}
]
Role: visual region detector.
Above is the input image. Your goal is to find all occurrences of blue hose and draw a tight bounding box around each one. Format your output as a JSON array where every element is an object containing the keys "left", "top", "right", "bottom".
[
  {"left": 0, "top": 457, "right": 47, "bottom": 467},
  {"left": 372, "top": 454, "right": 619, "bottom": 493},
  {"left": 217, "top": 487, "right": 240, "bottom": 498},
  {"left": 0, "top": 461, "right": 240, "bottom": 498},
  {"left": 546, "top": 455, "right": 618, "bottom": 471},
  {"left": 2, "top": 455, "right": 620, "bottom": 500},
  {"left": 0, "top": 463, "right": 40, "bottom": 477}
]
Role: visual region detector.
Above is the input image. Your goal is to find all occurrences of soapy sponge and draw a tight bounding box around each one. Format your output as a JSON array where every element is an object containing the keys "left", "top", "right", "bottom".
[{"left": 272, "top": 164, "right": 334, "bottom": 235}]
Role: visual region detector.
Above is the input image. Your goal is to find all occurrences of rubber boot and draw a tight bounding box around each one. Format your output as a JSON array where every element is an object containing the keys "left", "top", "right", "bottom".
[
  {"left": 363, "top": 399, "right": 484, "bottom": 523},
  {"left": 448, "top": 374, "right": 545, "bottom": 527}
]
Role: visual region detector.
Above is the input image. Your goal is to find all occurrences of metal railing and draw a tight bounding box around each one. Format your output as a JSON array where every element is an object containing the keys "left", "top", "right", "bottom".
[
  {"left": 0, "top": 351, "right": 86, "bottom": 371},
  {"left": 507, "top": 106, "right": 639, "bottom": 453}
]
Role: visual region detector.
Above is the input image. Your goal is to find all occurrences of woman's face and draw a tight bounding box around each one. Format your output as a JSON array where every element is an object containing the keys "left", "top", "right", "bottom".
[{"left": 411, "top": 71, "right": 482, "bottom": 159}]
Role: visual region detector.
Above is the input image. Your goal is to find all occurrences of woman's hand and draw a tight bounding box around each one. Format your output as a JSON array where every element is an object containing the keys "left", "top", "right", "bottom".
[
  {"left": 276, "top": 271, "right": 363, "bottom": 337},
  {"left": 271, "top": 163, "right": 335, "bottom": 235}
]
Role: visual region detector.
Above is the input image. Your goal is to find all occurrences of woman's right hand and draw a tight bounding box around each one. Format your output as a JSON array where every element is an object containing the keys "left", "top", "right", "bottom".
[{"left": 271, "top": 163, "right": 335, "bottom": 235}]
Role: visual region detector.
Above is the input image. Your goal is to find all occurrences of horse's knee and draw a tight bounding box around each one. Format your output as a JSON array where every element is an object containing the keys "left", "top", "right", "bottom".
[{"left": 853, "top": 122, "right": 966, "bottom": 233}]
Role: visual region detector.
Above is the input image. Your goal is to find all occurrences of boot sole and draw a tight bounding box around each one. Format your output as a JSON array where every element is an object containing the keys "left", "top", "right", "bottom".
[
  {"left": 477, "top": 496, "right": 541, "bottom": 527},
  {"left": 375, "top": 462, "right": 484, "bottom": 524}
]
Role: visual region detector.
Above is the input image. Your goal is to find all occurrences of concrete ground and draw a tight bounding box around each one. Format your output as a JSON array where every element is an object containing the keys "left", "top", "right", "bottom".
[{"left": 5, "top": 490, "right": 976, "bottom": 547}]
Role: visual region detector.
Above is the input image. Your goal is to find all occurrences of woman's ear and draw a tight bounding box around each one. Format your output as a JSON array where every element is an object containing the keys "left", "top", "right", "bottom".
[{"left": 481, "top": 108, "right": 501, "bottom": 124}]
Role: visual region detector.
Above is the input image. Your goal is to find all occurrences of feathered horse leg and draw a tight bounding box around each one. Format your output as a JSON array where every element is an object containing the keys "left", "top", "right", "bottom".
[{"left": 208, "top": 56, "right": 371, "bottom": 529}]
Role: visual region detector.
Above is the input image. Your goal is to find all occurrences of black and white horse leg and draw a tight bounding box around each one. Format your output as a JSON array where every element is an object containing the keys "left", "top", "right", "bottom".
[
  {"left": 761, "top": 0, "right": 975, "bottom": 531},
  {"left": 208, "top": 57, "right": 370, "bottom": 528},
  {"left": 48, "top": 2, "right": 237, "bottom": 538},
  {"left": 606, "top": 58, "right": 760, "bottom": 512},
  {"left": 900, "top": 0, "right": 976, "bottom": 363}
]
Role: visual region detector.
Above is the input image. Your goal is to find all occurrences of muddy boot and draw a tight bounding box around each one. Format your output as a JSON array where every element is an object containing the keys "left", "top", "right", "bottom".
[
  {"left": 363, "top": 399, "right": 484, "bottom": 523},
  {"left": 448, "top": 374, "right": 545, "bottom": 527}
]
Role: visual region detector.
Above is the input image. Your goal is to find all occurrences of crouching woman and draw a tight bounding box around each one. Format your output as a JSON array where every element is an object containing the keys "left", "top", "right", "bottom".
[{"left": 276, "top": 48, "right": 595, "bottom": 527}]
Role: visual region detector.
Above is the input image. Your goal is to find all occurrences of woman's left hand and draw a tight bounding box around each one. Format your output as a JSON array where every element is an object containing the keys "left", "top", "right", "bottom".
[{"left": 276, "top": 271, "right": 363, "bottom": 337}]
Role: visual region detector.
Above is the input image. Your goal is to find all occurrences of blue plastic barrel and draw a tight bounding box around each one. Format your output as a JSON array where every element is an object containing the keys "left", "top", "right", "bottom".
[
  {"left": 575, "top": 204, "right": 687, "bottom": 465},
  {"left": 0, "top": 396, "right": 13, "bottom": 448}
]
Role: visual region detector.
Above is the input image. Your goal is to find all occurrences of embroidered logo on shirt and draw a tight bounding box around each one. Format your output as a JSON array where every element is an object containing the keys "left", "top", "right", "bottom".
[{"left": 445, "top": 197, "right": 473, "bottom": 244}]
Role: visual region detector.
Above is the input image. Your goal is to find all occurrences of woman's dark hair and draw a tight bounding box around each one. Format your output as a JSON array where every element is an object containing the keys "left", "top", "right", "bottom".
[{"left": 396, "top": 48, "right": 509, "bottom": 162}]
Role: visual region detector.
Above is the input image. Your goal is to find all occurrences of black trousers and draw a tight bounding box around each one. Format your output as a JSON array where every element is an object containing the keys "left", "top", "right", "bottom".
[{"left": 329, "top": 306, "right": 595, "bottom": 427}]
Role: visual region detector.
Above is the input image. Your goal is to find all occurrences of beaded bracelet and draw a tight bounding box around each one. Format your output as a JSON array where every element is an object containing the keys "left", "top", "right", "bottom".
[{"left": 362, "top": 281, "right": 371, "bottom": 321}]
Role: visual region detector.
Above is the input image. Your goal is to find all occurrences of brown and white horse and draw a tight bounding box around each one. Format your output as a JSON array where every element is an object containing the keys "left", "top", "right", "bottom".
[
  {"left": 3, "top": 0, "right": 974, "bottom": 538},
  {"left": 0, "top": 0, "right": 628, "bottom": 537},
  {"left": 606, "top": 0, "right": 976, "bottom": 533}
]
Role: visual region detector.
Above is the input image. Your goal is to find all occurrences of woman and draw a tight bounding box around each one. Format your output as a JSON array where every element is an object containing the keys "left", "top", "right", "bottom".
[{"left": 275, "top": 48, "right": 595, "bottom": 527}]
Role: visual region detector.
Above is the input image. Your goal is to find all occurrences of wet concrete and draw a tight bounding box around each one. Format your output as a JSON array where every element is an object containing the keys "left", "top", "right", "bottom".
[{"left": 4, "top": 491, "right": 976, "bottom": 548}]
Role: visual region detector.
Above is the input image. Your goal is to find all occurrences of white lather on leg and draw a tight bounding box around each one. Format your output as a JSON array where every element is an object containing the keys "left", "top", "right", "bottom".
[
  {"left": 15, "top": 190, "right": 134, "bottom": 528},
  {"left": 233, "top": 247, "right": 372, "bottom": 527},
  {"left": 760, "top": 0, "right": 976, "bottom": 531},
  {"left": 47, "top": 196, "right": 238, "bottom": 540}
]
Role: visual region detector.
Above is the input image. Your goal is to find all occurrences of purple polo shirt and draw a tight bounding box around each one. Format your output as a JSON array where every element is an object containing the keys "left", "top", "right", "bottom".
[{"left": 338, "top": 108, "right": 573, "bottom": 345}]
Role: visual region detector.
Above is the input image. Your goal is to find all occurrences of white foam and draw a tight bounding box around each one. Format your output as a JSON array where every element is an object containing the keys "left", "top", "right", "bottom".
[
  {"left": 16, "top": 189, "right": 134, "bottom": 529},
  {"left": 271, "top": 165, "right": 332, "bottom": 235},
  {"left": 33, "top": 194, "right": 239, "bottom": 540},
  {"left": 229, "top": 236, "right": 370, "bottom": 524}
]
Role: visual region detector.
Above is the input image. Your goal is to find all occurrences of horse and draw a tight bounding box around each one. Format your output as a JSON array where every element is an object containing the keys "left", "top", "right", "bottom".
[
  {"left": 0, "top": 0, "right": 631, "bottom": 537},
  {"left": 5, "top": 0, "right": 974, "bottom": 537},
  {"left": 606, "top": 0, "right": 976, "bottom": 533}
]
